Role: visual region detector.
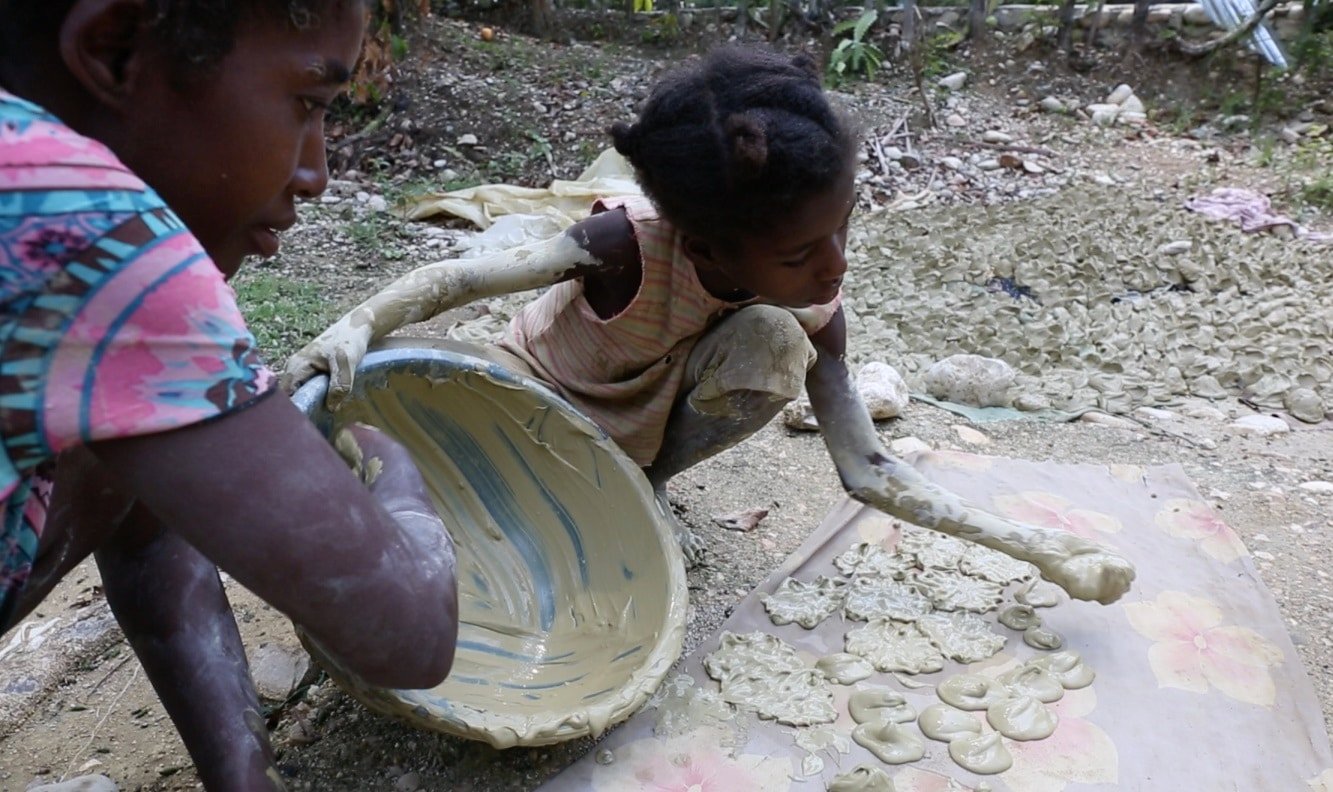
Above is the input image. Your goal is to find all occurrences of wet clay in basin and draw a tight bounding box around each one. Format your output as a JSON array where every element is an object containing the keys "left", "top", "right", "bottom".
[{"left": 292, "top": 347, "right": 688, "bottom": 748}]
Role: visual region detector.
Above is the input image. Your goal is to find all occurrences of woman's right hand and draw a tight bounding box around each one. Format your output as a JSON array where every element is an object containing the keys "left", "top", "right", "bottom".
[{"left": 280, "top": 315, "right": 373, "bottom": 408}]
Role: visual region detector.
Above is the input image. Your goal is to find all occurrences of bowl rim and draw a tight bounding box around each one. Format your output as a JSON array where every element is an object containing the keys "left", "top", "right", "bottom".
[{"left": 291, "top": 346, "right": 689, "bottom": 748}]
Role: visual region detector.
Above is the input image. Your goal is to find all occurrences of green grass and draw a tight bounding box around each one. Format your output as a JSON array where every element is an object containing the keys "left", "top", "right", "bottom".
[
  {"left": 1299, "top": 174, "right": 1333, "bottom": 213},
  {"left": 233, "top": 271, "right": 345, "bottom": 364}
]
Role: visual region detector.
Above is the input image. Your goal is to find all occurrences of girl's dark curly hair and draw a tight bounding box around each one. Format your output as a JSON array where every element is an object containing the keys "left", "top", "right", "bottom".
[
  {"left": 1, "top": 1, "right": 360, "bottom": 82},
  {"left": 610, "top": 45, "right": 858, "bottom": 250}
]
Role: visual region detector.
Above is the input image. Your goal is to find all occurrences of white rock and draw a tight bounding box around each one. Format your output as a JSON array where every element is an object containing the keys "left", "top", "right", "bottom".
[
  {"left": 1133, "top": 406, "right": 1178, "bottom": 422},
  {"left": 1117, "top": 111, "right": 1148, "bottom": 126},
  {"left": 456, "top": 133, "right": 479, "bottom": 146},
  {"left": 368, "top": 195, "right": 389, "bottom": 213},
  {"left": 924, "top": 354, "right": 1016, "bottom": 408},
  {"left": 883, "top": 145, "right": 905, "bottom": 161},
  {"left": 940, "top": 156, "right": 965, "bottom": 171},
  {"left": 982, "top": 130, "right": 1014, "bottom": 144},
  {"left": 1013, "top": 392, "right": 1051, "bottom": 411},
  {"left": 1080, "top": 411, "right": 1140, "bottom": 429},
  {"left": 977, "top": 158, "right": 1002, "bottom": 171},
  {"left": 781, "top": 396, "right": 820, "bottom": 431},
  {"left": 1121, "top": 94, "right": 1146, "bottom": 114},
  {"left": 1091, "top": 109, "right": 1119, "bottom": 127},
  {"left": 1284, "top": 387, "right": 1326, "bottom": 423},
  {"left": 1298, "top": 481, "right": 1333, "bottom": 494},
  {"left": 939, "top": 72, "right": 968, "bottom": 91},
  {"left": 891, "top": 436, "right": 932, "bottom": 456},
  {"left": 29, "top": 777, "right": 119, "bottom": 792},
  {"left": 858, "top": 362, "right": 910, "bottom": 420},
  {"left": 946, "top": 114, "right": 968, "bottom": 128},
  {"left": 1086, "top": 102, "right": 1122, "bottom": 115},
  {"left": 249, "top": 643, "right": 311, "bottom": 702},
  {"left": 953, "top": 425, "right": 991, "bottom": 445},
  {"left": 1106, "top": 84, "right": 1135, "bottom": 105},
  {"left": 1157, "top": 240, "right": 1192, "bottom": 256},
  {"left": 1229, "top": 415, "right": 1291, "bottom": 436},
  {"left": 1039, "top": 96, "right": 1065, "bottom": 113}
]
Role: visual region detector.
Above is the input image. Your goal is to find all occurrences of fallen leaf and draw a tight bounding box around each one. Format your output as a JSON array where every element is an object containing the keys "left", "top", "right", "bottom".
[{"left": 712, "top": 507, "right": 770, "bottom": 532}]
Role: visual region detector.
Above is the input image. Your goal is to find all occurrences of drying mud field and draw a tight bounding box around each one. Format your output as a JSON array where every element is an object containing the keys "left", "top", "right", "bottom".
[{"left": 2, "top": 17, "right": 1331, "bottom": 792}]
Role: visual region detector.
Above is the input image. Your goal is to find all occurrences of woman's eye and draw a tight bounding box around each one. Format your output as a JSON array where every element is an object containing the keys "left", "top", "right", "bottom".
[
  {"left": 780, "top": 259, "right": 806, "bottom": 269},
  {"left": 300, "top": 97, "right": 328, "bottom": 114}
]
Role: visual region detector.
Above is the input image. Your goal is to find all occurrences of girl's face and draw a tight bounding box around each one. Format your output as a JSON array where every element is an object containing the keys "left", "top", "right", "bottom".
[
  {"left": 697, "top": 165, "right": 855, "bottom": 309},
  {"left": 102, "top": 4, "right": 365, "bottom": 277}
]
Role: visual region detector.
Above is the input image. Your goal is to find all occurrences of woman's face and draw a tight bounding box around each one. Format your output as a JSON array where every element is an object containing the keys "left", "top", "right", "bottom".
[{"left": 97, "top": 3, "right": 366, "bottom": 277}]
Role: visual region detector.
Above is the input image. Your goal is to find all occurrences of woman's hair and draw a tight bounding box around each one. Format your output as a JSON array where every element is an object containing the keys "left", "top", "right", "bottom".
[
  {"left": 610, "top": 45, "right": 858, "bottom": 249},
  {"left": 0, "top": 1, "right": 359, "bottom": 78}
]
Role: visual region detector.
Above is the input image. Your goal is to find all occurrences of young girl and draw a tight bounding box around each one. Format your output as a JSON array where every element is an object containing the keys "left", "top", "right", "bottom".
[
  {"left": 285, "top": 45, "right": 1135, "bottom": 603},
  {"left": 1, "top": 1, "right": 457, "bottom": 788}
]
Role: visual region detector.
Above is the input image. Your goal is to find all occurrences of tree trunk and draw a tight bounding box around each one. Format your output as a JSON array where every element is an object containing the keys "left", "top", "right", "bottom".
[
  {"left": 1084, "top": 0, "right": 1106, "bottom": 47},
  {"left": 1129, "top": 0, "right": 1152, "bottom": 47},
  {"left": 969, "top": 0, "right": 989, "bottom": 40},
  {"left": 737, "top": 0, "right": 750, "bottom": 36},
  {"left": 1057, "top": 0, "right": 1079, "bottom": 50},
  {"left": 530, "top": 0, "right": 555, "bottom": 37},
  {"left": 902, "top": 0, "right": 918, "bottom": 49}
]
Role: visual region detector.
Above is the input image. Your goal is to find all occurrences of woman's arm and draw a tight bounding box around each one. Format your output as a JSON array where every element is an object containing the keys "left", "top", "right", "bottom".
[
  {"left": 804, "top": 309, "right": 1135, "bottom": 605},
  {"left": 282, "top": 209, "right": 637, "bottom": 406},
  {"left": 89, "top": 394, "right": 459, "bottom": 689}
]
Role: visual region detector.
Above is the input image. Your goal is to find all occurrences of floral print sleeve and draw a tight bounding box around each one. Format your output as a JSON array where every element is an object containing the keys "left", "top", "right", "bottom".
[{"left": 0, "top": 90, "right": 274, "bottom": 624}]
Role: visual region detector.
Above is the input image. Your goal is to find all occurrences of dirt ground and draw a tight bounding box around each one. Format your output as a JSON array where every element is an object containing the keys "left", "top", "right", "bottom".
[{"left": 2, "top": 15, "right": 1332, "bottom": 792}]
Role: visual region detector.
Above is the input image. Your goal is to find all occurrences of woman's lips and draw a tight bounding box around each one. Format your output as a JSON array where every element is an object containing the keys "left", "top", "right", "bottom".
[{"left": 251, "top": 226, "right": 280, "bottom": 258}]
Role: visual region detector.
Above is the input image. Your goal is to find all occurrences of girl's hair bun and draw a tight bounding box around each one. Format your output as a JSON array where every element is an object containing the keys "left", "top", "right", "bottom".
[
  {"left": 789, "top": 52, "right": 820, "bottom": 80},
  {"left": 610, "top": 121, "right": 641, "bottom": 160},
  {"left": 724, "top": 112, "right": 769, "bottom": 183}
]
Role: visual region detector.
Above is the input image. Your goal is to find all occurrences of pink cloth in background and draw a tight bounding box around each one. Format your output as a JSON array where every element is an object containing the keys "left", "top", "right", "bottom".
[{"left": 1185, "top": 187, "right": 1333, "bottom": 243}]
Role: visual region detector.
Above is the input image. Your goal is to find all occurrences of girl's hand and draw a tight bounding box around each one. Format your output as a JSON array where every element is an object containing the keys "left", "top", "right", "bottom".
[{"left": 280, "top": 316, "right": 372, "bottom": 408}]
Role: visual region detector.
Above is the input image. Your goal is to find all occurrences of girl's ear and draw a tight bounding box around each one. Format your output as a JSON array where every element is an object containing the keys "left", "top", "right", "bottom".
[{"left": 59, "top": 0, "right": 153, "bottom": 111}]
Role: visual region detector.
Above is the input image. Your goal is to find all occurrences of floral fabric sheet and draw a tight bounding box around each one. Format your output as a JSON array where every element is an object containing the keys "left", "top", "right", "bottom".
[{"left": 541, "top": 451, "right": 1333, "bottom": 791}]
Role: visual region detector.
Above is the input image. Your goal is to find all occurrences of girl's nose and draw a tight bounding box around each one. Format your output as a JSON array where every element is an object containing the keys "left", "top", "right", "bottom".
[
  {"left": 817, "top": 238, "right": 848, "bottom": 282},
  {"left": 292, "top": 126, "right": 330, "bottom": 200}
]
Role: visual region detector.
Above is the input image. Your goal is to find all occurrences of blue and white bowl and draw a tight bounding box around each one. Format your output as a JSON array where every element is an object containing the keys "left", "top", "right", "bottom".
[{"left": 292, "top": 346, "right": 687, "bottom": 748}]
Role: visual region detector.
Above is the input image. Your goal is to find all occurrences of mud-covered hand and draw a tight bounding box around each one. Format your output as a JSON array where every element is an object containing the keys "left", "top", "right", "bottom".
[
  {"left": 804, "top": 336, "right": 1136, "bottom": 605},
  {"left": 281, "top": 315, "right": 372, "bottom": 407},
  {"left": 333, "top": 423, "right": 454, "bottom": 547}
]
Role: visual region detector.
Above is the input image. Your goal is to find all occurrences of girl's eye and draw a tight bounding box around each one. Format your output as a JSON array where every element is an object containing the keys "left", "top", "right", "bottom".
[
  {"left": 780, "top": 258, "right": 806, "bottom": 269},
  {"left": 300, "top": 97, "right": 329, "bottom": 114}
]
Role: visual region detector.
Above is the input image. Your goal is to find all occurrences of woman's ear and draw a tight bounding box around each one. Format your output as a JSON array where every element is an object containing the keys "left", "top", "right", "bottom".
[
  {"left": 59, "top": 0, "right": 154, "bottom": 111},
  {"left": 682, "top": 235, "right": 717, "bottom": 267}
]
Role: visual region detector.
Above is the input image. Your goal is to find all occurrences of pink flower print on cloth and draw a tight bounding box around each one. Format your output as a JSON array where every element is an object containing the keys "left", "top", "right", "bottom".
[
  {"left": 589, "top": 726, "right": 793, "bottom": 792},
  {"left": 991, "top": 491, "right": 1122, "bottom": 546},
  {"left": 1154, "top": 498, "right": 1249, "bottom": 563},
  {"left": 1002, "top": 686, "right": 1119, "bottom": 792},
  {"left": 1125, "top": 590, "right": 1284, "bottom": 707}
]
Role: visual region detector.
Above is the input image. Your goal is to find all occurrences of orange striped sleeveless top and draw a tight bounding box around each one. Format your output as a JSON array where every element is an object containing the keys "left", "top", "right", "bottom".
[{"left": 498, "top": 195, "right": 839, "bottom": 466}]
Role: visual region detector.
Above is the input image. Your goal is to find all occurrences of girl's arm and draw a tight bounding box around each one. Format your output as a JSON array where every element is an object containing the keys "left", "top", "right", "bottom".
[
  {"left": 282, "top": 209, "right": 637, "bottom": 406},
  {"left": 804, "top": 308, "right": 1136, "bottom": 605}
]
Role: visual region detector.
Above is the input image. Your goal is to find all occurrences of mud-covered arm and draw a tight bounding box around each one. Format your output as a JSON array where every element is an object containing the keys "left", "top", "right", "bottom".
[
  {"left": 281, "top": 210, "right": 636, "bottom": 406},
  {"left": 804, "top": 308, "right": 1135, "bottom": 605}
]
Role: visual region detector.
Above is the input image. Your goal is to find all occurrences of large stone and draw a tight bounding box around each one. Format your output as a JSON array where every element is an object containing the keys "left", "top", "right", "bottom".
[
  {"left": 939, "top": 72, "right": 968, "bottom": 91},
  {"left": 29, "top": 776, "right": 119, "bottom": 792},
  {"left": 249, "top": 643, "right": 311, "bottom": 702},
  {"left": 1229, "top": 415, "right": 1291, "bottom": 436},
  {"left": 1039, "top": 96, "right": 1065, "bottom": 114},
  {"left": 924, "top": 355, "right": 1016, "bottom": 408},
  {"left": 1106, "top": 84, "right": 1135, "bottom": 105},
  {"left": 858, "top": 362, "right": 911, "bottom": 420},
  {"left": 1284, "top": 387, "right": 1327, "bottom": 423}
]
